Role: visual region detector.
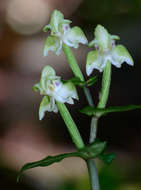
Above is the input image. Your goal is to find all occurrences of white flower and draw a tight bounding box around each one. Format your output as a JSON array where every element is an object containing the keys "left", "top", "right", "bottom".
[
  {"left": 86, "top": 25, "right": 134, "bottom": 75},
  {"left": 43, "top": 10, "right": 88, "bottom": 56},
  {"left": 33, "top": 65, "right": 78, "bottom": 120}
]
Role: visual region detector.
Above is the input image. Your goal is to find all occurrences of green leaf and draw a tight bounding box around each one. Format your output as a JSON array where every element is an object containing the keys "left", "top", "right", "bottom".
[
  {"left": 62, "top": 76, "right": 97, "bottom": 87},
  {"left": 17, "top": 152, "right": 80, "bottom": 182},
  {"left": 80, "top": 141, "right": 106, "bottom": 159},
  {"left": 86, "top": 76, "right": 97, "bottom": 87},
  {"left": 17, "top": 141, "right": 106, "bottom": 182},
  {"left": 99, "top": 153, "right": 116, "bottom": 164},
  {"left": 80, "top": 105, "right": 141, "bottom": 117},
  {"left": 62, "top": 77, "right": 85, "bottom": 87}
]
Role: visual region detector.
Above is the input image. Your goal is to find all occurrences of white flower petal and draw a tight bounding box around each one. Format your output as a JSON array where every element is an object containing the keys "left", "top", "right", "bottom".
[
  {"left": 39, "top": 96, "right": 58, "bottom": 120},
  {"left": 63, "top": 82, "right": 78, "bottom": 100},
  {"left": 43, "top": 36, "right": 62, "bottom": 56},
  {"left": 63, "top": 26, "right": 88, "bottom": 48},
  {"left": 54, "top": 82, "right": 78, "bottom": 104},
  {"left": 94, "top": 25, "right": 110, "bottom": 51},
  {"left": 111, "top": 45, "right": 134, "bottom": 68},
  {"left": 66, "top": 97, "right": 74, "bottom": 104},
  {"left": 86, "top": 50, "right": 104, "bottom": 75}
]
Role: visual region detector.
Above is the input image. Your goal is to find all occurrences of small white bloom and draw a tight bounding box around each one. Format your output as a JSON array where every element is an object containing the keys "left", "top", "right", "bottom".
[
  {"left": 33, "top": 65, "right": 78, "bottom": 120},
  {"left": 86, "top": 25, "right": 134, "bottom": 75},
  {"left": 43, "top": 10, "right": 88, "bottom": 56}
]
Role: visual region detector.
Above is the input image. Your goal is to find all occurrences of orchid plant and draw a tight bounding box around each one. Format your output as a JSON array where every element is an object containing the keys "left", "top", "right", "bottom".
[{"left": 17, "top": 10, "right": 141, "bottom": 190}]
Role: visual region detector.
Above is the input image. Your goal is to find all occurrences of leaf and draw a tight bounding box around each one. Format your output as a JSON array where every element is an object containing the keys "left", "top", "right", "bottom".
[
  {"left": 80, "top": 105, "right": 141, "bottom": 117},
  {"left": 17, "top": 141, "right": 106, "bottom": 182},
  {"left": 86, "top": 76, "right": 97, "bottom": 87},
  {"left": 99, "top": 153, "right": 116, "bottom": 164},
  {"left": 80, "top": 141, "right": 106, "bottom": 159},
  {"left": 17, "top": 152, "right": 80, "bottom": 182},
  {"left": 62, "top": 77, "right": 85, "bottom": 87},
  {"left": 62, "top": 76, "right": 97, "bottom": 87}
]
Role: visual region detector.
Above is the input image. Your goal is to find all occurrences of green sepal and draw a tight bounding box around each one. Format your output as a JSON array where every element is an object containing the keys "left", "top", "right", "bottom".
[
  {"left": 80, "top": 105, "right": 141, "bottom": 117},
  {"left": 86, "top": 76, "right": 98, "bottom": 87},
  {"left": 98, "top": 152, "right": 116, "bottom": 164},
  {"left": 43, "top": 25, "right": 51, "bottom": 32},
  {"left": 32, "top": 83, "right": 40, "bottom": 92},
  {"left": 62, "top": 76, "right": 97, "bottom": 88},
  {"left": 62, "top": 77, "right": 85, "bottom": 87},
  {"left": 80, "top": 141, "right": 106, "bottom": 159},
  {"left": 17, "top": 141, "right": 106, "bottom": 182},
  {"left": 43, "top": 36, "right": 61, "bottom": 56}
]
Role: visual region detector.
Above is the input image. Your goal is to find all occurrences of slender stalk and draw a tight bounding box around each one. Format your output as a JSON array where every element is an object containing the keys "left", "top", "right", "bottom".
[
  {"left": 56, "top": 102, "right": 84, "bottom": 149},
  {"left": 56, "top": 102, "right": 100, "bottom": 190},
  {"left": 62, "top": 43, "right": 94, "bottom": 106},
  {"left": 62, "top": 43, "right": 84, "bottom": 81},
  {"left": 89, "top": 117, "right": 98, "bottom": 143},
  {"left": 84, "top": 86, "right": 94, "bottom": 107},
  {"left": 87, "top": 160, "right": 100, "bottom": 190},
  {"left": 98, "top": 62, "right": 111, "bottom": 109},
  {"left": 62, "top": 43, "right": 99, "bottom": 190},
  {"left": 87, "top": 61, "right": 112, "bottom": 190}
]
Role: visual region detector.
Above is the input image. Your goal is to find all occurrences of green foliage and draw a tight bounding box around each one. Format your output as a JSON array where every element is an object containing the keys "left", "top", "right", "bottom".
[
  {"left": 17, "top": 141, "right": 106, "bottom": 182},
  {"left": 80, "top": 105, "right": 141, "bottom": 117},
  {"left": 62, "top": 76, "right": 97, "bottom": 87},
  {"left": 99, "top": 153, "right": 116, "bottom": 164}
]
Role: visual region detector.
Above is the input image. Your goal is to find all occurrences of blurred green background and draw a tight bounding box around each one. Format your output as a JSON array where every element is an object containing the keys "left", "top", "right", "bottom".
[{"left": 0, "top": 0, "right": 141, "bottom": 189}]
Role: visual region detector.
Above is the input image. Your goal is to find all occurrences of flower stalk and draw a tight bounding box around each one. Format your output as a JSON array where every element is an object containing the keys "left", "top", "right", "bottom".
[
  {"left": 56, "top": 102, "right": 84, "bottom": 149},
  {"left": 98, "top": 61, "right": 111, "bottom": 109},
  {"left": 62, "top": 42, "right": 99, "bottom": 190},
  {"left": 62, "top": 43, "right": 84, "bottom": 81}
]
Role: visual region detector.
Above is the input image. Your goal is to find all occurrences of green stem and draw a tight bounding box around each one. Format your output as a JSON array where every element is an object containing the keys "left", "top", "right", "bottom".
[
  {"left": 62, "top": 43, "right": 94, "bottom": 106},
  {"left": 88, "top": 115, "right": 99, "bottom": 190},
  {"left": 56, "top": 102, "right": 100, "bottom": 190},
  {"left": 62, "top": 43, "right": 99, "bottom": 190},
  {"left": 84, "top": 86, "right": 94, "bottom": 107},
  {"left": 98, "top": 62, "right": 111, "bottom": 109},
  {"left": 62, "top": 43, "right": 84, "bottom": 81},
  {"left": 89, "top": 117, "right": 98, "bottom": 143},
  {"left": 87, "top": 160, "right": 100, "bottom": 190},
  {"left": 56, "top": 102, "right": 84, "bottom": 149}
]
